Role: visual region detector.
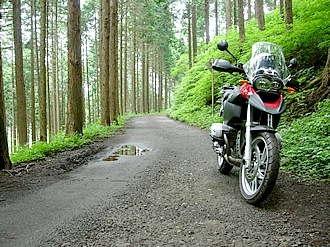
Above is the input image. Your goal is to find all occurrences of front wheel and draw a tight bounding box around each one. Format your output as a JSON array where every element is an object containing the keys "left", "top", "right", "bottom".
[{"left": 239, "top": 132, "right": 279, "bottom": 205}]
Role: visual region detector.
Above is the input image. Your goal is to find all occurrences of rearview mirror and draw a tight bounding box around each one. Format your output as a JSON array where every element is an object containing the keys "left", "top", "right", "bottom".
[
  {"left": 288, "top": 58, "right": 298, "bottom": 68},
  {"left": 217, "top": 40, "right": 228, "bottom": 51}
]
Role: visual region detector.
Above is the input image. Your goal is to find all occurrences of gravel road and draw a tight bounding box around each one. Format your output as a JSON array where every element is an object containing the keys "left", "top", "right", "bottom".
[{"left": 0, "top": 115, "right": 329, "bottom": 246}]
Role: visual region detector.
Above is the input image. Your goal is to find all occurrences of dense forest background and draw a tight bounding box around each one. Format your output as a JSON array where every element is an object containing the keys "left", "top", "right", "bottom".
[{"left": 0, "top": 0, "right": 329, "bottom": 180}]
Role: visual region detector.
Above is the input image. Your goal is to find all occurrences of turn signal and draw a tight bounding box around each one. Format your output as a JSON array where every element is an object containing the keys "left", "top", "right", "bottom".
[
  {"left": 287, "top": 87, "right": 296, "bottom": 93},
  {"left": 239, "top": 80, "right": 248, "bottom": 85}
]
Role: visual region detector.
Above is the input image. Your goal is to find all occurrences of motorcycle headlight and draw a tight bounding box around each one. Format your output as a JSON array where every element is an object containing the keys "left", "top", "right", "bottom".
[{"left": 253, "top": 76, "right": 283, "bottom": 91}]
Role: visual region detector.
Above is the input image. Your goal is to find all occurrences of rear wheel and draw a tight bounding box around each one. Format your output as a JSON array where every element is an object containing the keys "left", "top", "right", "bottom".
[
  {"left": 239, "top": 132, "right": 279, "bottom": 205},
  {"left": 217, "top": 145, "right": 233, "bottom": 175}
]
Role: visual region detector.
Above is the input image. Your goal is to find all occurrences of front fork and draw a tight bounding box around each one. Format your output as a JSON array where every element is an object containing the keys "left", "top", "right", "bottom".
[
  {"left": 244, "top": 103, "right": 252, "bottom": 167},
  {"left": 244, "top": 103, "right": 282, "bottom": 166}
]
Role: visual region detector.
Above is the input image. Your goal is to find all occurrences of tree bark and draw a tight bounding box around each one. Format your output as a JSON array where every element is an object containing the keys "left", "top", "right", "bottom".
[
  {"left": 214, "top": 0, "right": 219, "bottom": 35},
  {"left": 237, "top": 0, "right": 245, "bottom": 43},
  {"left": 255, "top": 0, "right": 265, "bottom": 31},
  {"left": 39, "top": 0, "right": 47, "bottom": 141},
  {"left": 66, "top": 0, "right": 83, "bottom": 135},
  {"left": 109, "top": 0, "right": 118, "bottom": 123},
  {"left": 123, "top": 1, "right": 128, "bottom": 114},
  {"left": 204, "top": 0, "right": 210, "bottom": 44},
  {"left": 192, "top": 0, "right": 197, "bottom": 60},
  {"left": 131, "top": 27, "right": 137, "bottom": 114},
  {"left": 13, "top": 0, "right": 27, "bottom": 145},
  {"left": 285, "top": 0, "right": 293, "bottom": 29},
  {"left": 225, "top": 0, "right": 232, "bottom": 31},
  {"left": 187, "top": 2, "right": 192, "bottom": 68},
  {"left": 30, "top": 0, "right": 36, "bottom": 142},
  {"left": 247, "top": 0, "right": 252, "bottom": 20},
  {"left": 0, "top": 1, "right": 12, "bottom": 169},
  {"left": 100, "top": 0, "right": 110, "bottom": 125},
  {"left": 279, "top": 0, "right": 284, "bottom": 17}
]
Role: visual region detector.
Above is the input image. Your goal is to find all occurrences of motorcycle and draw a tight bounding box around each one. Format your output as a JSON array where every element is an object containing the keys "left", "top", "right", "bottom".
[{"left": 210, "top": 40, "right": 298, "bottom": 205}]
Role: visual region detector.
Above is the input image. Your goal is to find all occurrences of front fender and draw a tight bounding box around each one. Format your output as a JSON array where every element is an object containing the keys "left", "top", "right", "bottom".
[
  {"left": 250, "top": 125, "right": 276, "bottom": 133},
  {"left": 250, "top": 126, "right": 282, "bottom": 149}
]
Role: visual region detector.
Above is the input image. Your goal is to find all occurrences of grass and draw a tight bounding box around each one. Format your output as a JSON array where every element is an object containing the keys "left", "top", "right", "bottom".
[{"left": 10, "top": 116, "right": 127, "bottom": 164}]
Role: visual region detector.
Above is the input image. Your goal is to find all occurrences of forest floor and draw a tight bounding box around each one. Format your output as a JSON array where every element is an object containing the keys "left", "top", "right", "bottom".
[{"left": 0, "top": 115, "right": 329, "bottom": 246}]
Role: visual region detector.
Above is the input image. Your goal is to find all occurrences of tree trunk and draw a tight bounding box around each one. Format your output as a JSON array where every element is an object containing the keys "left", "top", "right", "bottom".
[
  {"left": 94, "top": 13, "right": 100, "bottom": 121},
  {"left": 192, "top": 0, "right": 197, "bottom": 60},
  {"left": 237, "top": 0, "right": 245, "bottom": 43},
  {"left": 85, "top": 38, "right": 91, "bottom": 125},
  {"left": 279, "top": 0, "right": 284, "bottom": 17},
  {"left": 204, "top": 0, "right": 210, "bottom": 44},
  {"left": 214, "top": 0, "right": 219, "bottom": 35},
  {"left": 153, "top": 49, "right": 157, "bottom": 111},
  {"left": 0, "top": 1, "right": 12, "bottom": 169},
  {"left": 142, "top": 42, "right": 147, "bottom": 113},
  {"left": 255, "top": 0, "right": 265, "bottom": 31},
  {"left": 52, "top": 0, "right": 60, "bottom": 134},
  {"left": 13, "top": 0, "right": 27, "bottom": 146},
  {"left": 109, "top": 0, "right": 118, "bottom": 123},
  {"left": 285, "top": 0, "right": 293, "bottom": 29},
  {"left": 123, "top": 1, "right": 128, "bottom": 114},
  {"left": 39, "top": 0, "right": 47, "bottom": 141},
  {"left": 131, "top": 27, "right": 137, "bottom": 114},
  {"left": 187, "top": 2, "right": 192, "bottom": 68},
  {"left": 11, "top": 55, "right": 16, "bottom": 152},
  {"left": 247, "top": 0, "right": 252, "bottom": 20},
  {"left": 119, "top": 0, "right": 124, "bottom": 116},
  {"left": 158, "top": 58, "right": 162, "bottom": 113},
  {"left": 66, "top": 0, "right": 83, "bottom": 135},
  {"left": 100, "top": 0, "right": 110, "bottom": 125},
  {"left": 30, "top": 0, "right": 36, "bottom": 142},
  {"left": 233, "top": 0, "right": 237, "bottom": 27},
  {"left": 225, "top": 0, "right": 232, "bottom": 31}
]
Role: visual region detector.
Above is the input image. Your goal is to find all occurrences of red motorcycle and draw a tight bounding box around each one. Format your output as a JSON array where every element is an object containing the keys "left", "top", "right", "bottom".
[{"left": 210, "top": 40, "right": 298, "bottom": 204}]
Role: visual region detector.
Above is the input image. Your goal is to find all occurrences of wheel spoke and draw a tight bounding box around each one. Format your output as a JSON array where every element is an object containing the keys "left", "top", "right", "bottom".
[{"left": 240, "top": 133, "right": 280, "bottom": 204}]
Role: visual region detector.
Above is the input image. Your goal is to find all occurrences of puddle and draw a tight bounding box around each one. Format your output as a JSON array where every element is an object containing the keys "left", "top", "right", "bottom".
[
  {"left": 103, "top": 155, "right": 119, "bottom": 161},
  {"left": 103, "top": 145, "right": 149, "bottom": 161}
]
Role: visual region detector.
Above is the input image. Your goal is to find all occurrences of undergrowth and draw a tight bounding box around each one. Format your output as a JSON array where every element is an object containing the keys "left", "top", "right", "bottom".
[
  {"left": 10, "top": 117, "right": 126, "bottom": 164},
  {"left": 280, "top": 100, "right": 330, "bottom": 181}
]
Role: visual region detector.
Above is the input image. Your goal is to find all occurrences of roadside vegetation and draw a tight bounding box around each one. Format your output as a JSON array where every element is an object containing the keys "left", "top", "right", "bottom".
[
  {"left": 169, "top": 0, "right": 330, "bottom": 181},
  {"left": 10, "top": 116, "right": 126, "bottom": 164}
]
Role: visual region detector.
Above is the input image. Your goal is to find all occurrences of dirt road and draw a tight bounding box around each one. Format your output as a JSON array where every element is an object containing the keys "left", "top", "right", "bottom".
[{"left": 0, "top": 115, "right": 329, "bottom": 246}]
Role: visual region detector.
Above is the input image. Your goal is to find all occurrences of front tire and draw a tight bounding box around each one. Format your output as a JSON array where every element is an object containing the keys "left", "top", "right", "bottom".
[{"left": 239, "top": 132, "right": 279, "bottom": 205}]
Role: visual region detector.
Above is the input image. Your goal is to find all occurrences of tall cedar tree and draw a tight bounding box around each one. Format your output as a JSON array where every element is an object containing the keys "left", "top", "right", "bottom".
[
  {"left": 0, "top": 1, "right": 13, "bottom": 169},
  {"left": 109, "top": 0, "right": 118, "bottom": 123},
  {"left": 204, "top": 0, "right": 210, "bottom": 44},
  {"left": 66, "top": 0, "right": 83, "bottom": 135},
  {"left": 237, "top": 0, "right": 245, "bottom": 43},
  {"left": 187, "top": 2, "right": 192, "bottom": 68},
  {"left": 192, "top": 0, "right": 197, "bottom": 59},
  {"left": 285, "top": 0, "right": 293, "bottom": 29},
  {"left": 30, "top": 0, "right": 36, "bottom": 142},
  {"left": 13, "top": 0, "right": 27, "bottom": 145},
  {"left": 225, "top": 0, "right": 232, "bottom": 30},
  {"left": 100, "top": 0, "right": 110, "bottom": 125},
  {"left": 255, "top": 0, "right": 265, "bottom": 30},
  {"left": 39, "top": 0, "right": 47, "bottom": 141}
]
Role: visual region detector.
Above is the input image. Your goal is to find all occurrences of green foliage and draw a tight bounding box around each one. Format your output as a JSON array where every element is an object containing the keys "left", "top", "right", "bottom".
[
  {"left": 10, "top": 122, "right": 124, "bottom": 164},
  {"left": 280, "top": 100, "right": 330, "bottom": 181},
  {"left": 169, "top": 0, "right": 330, "bottom": 181}
]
